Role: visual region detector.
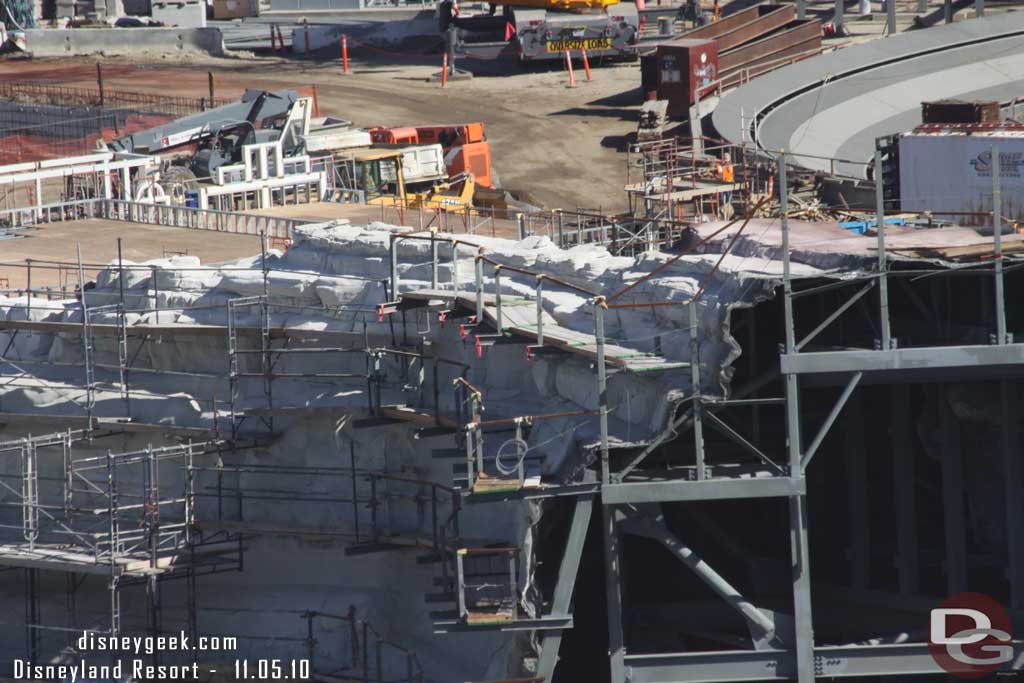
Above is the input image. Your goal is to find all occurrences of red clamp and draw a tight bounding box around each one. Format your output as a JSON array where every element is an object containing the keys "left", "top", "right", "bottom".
[
  {"left": 526, "top": 345, "right": 533, "bottom": 362},
  {"left": 439, "top": 310, "right": 447, "bottom": 327},
  {"left": 475, "top": 336, "right": 483, "bottom": 358},
  {"left": 377, "top": 304, "right": 385, "bottom": 323}
]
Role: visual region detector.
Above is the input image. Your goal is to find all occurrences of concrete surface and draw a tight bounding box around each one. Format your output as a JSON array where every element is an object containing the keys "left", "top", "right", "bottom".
[
  {"left": 23, "top": 27, "right": 225, "bottom": 57},
  {"left": 0, "top": 218, "right": 263, "bottom": 290}
]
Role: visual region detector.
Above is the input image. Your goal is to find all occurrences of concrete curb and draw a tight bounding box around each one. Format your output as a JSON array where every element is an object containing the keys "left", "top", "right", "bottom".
[{"left": 24, "top": 27, "right": 226, "bottom": 57}]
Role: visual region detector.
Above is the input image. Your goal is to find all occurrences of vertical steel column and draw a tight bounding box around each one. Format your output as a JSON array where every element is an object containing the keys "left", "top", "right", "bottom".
[
  {"left": 689, "top": 301, "right": 706, "bottom": 479},
  {"left": 941, "top": 392, "right": 968, "bottom": 594},
  {"left": 1002, "top": 381, "right": 1024, "bottom": 607},
  {"left": 537, "top": 496, "right": 594, "bottom": 680},
  {"left": 536, "top": 276, "right": 545, "bottom": 345},
  {"left": 494, "top": 266, "right": 504, "bottom": 333},
  {"left": 944, "top": 0, "right": 953, "bottom": 22},
  {"left": 595, "top": 298, "right": 610, "bottom": 484},
  {"left": 874, "top": 147, "right": 892, "bottom": 349},
  {"left": 77, "top": 243, "right": 95, "bottom": 430},
  {"left": 892, "top": 385, "right": 919, "bottom": 594},
  {"left": 834, "top": 0, "right": 844, "bottom": 33},
  {"left": 976, "top": 0, "right": 983, "bottom": 17},
  {"left": 796, "top": 0, "right": 805, "bottom": 19},
  {"left": 24, "top": 568, "right": 38, "bottom": 663},
  {"left": 474, "top": 256, "right": 484, "bottom": 323},
  {"left": 602, "top": 506, "right": 626, "bottom": 683},
  {"left": 992, "top": 145, "right": 1007, "bottom": 344},
  {"left": 887, "top": 0, "right": 896, "bottom": 34},
  {"left": 390, "top": 236, "right": 400, "bottom": 298},
  {"left": 451, "top": 242, "right": 460, "bottom": 293},
  {"left": 430, "top": 231, "right": 439, "bottom": 289},
  {"left": 780, "top": 153, "right": 815, "bottom": 683},
  {"left": 844, "top": 394, "right": 870, "bottom": 589}
]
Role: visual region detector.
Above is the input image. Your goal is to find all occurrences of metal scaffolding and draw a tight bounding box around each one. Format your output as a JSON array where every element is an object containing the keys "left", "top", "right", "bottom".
[{"left": 2, "top": 159, "right": 1022, "bottom": 682}]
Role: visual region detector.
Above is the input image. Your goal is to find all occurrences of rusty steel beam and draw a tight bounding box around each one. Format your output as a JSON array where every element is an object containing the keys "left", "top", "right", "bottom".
[
  {"left": 719, "top": 19, "right": 822, "bottom": 74},
  {"left": 689, "top": 3, "right": 796, "bottom": 52}
]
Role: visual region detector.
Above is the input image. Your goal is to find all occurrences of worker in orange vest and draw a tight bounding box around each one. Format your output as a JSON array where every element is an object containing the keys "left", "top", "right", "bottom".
[{"left": 715, "top": 159, "right": 735, "bottom": 208}]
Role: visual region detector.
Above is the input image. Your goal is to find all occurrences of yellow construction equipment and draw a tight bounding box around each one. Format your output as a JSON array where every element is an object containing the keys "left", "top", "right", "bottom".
[{"left": 406, "top": 172, "right": 476, "bottom": 211}]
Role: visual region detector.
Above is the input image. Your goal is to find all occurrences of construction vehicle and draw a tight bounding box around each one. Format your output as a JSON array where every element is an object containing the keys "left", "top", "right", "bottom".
[
  {"left": 370, "top": 123, "right": 493, "bottom": 188},
  {"left": 406, "top": 171, "right": 476, "bottom": 210},
  {"left": 450, "top": 0, "right": 639, "bottom": 63},
  {"left": 107, "top": 89, "right": 314, "bottom": 203},
  {"left": 329, "top": 146, "right": 502, "bottom": 212}
]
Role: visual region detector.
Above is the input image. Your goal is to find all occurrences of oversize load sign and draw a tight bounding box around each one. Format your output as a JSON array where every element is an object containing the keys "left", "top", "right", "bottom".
[{"left": 546, "top": 38, "right": 612, "bottom": 52}]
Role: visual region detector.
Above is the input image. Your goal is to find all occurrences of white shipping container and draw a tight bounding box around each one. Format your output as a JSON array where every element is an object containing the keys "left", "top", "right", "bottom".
[
  {"left": 399, "top": 144, "right": 446, "bottom": 185},
  {"left": 899, "top": 132, "right": 1024, "bottom": 227}
]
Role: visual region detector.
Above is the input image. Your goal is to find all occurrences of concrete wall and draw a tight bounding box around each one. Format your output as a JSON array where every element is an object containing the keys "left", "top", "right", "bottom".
[
  {"left": 269, "top": 0, "right": 363, "bottom": 12},
  {"left": 24, "top": 26, "right": 225, "bottom": 56}
]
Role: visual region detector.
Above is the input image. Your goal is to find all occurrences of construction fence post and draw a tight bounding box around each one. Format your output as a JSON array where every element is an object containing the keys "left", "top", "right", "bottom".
[{"left": 303, "top": 18, "right": 311, "bottom": 57}]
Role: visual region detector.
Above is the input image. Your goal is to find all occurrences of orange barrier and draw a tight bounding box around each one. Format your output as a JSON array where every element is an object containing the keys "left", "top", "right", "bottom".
[
  {"left": 565, "top": 49, "right": 576, "bottom": 88},
  {"left": 582, "top": 49, "right": 592, "bottom": 81},
  {"left": 341, "top": 34, "right": 349, "bottom": 73},
  {"left": 442, "top": 53, "right": 449, "bottom": 87}
]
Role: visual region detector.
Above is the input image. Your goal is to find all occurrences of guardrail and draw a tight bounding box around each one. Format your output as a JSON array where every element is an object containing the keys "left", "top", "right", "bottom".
[
  {"left": 0, "top": 197, "right": 316, "bottom": 240},
  {"left": 100, "top": 199, "right": 311, "bottom": 239}
]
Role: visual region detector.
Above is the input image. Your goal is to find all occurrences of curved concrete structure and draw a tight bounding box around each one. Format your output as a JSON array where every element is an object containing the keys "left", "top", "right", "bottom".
[{"left": 712, "top": 12, "right": 1024, "bottom": 179}]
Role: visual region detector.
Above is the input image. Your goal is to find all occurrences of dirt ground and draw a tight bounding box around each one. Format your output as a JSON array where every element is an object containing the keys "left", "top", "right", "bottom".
[{"left": 0, "top": 52, "right": 647, "bottom": 212}]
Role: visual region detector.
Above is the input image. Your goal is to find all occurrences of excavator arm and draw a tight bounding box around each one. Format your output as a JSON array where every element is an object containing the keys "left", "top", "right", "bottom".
[{"left": 107, "top": 89, "right": 300, "bottom": 155}]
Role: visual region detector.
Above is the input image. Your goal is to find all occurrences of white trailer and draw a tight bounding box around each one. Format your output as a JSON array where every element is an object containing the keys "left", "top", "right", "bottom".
[{"left": 898, "top": 128, "right": 1024, "bottom": 228}]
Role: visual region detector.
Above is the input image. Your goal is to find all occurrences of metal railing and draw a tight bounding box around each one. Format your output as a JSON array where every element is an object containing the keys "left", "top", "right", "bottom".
[
  {"left": 0, "top": 197, "right": 315, "bottom": 240},
  {"left": 302, "top": 608, "right": 425, "bottom": 683}
]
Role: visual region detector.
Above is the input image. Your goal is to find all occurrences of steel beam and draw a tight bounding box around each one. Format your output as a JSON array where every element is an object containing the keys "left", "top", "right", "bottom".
[
  {"left": 537, "top": 496, "right": 594, "bottom": 682},
  {"left": 690, "top": 301, "right": 706, "bottom": 480},
  {"left": 602, "top": 505, "right": 626, "bottom": 683},
  {"left": 781, "top": 343, "right": 1024, "bottom": 375},
  {"left": 781, "top": 154, "right": 815, "bottom": 683},
  {"left": 801, "top": 371, "right": 862, "bottom": 469},
  {"left": 1003, "top": 381, "right": 1024, "bottom": 607},
  {"left": 892, "top": 385, "right": 919, "bottom": 595},
  {"left": 940, "top": 390, "right": 967, "bottom": 595},
  {"left": 626, "top": 511, "right": 779, "bottom": 646},
  {"left": 874, "top": 147, "right": 892, "bottom": 346},
  {"left": 993, "top": 144, "right": 1007, "bottom": 343},
  {"left": 844, "top": 394, "right": 870, "bottom": 589},
  {"left": 602, "top": 476, "right": 805, "bottom": 504},
  {"left": 622, "top": 642, "right": 1024, "bottom": 682}
]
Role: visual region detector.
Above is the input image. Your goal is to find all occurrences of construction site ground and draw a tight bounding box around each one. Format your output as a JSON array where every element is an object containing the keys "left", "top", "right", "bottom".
[
  {"left": 5, "top": 0, "right": 1014, "bottom": 212},
  {"left": 0, "top": 55, "right": 646, "bottom": 212},
  {"left": 0, "top": 218, "right": 263, "bottom": 289}
]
